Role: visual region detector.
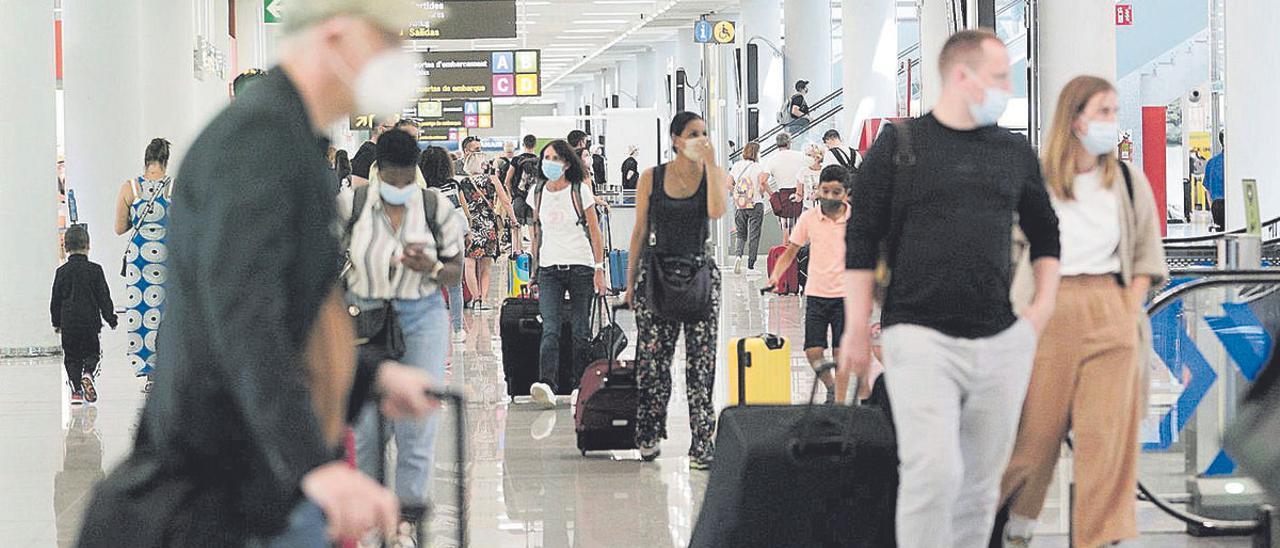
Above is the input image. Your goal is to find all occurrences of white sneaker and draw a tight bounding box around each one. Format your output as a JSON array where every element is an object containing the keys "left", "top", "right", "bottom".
[
  {"left": 530, "top": 382, "right": 555, "bottom": 408},
  {"left": 733, "top": 257, "right": 744, "bottom": 274},
  {"left": 530, "top": 410, "right": 557, "bottom": 440},
  {"left": 452, "top": 329, "right": 467, "bottom": 343}
]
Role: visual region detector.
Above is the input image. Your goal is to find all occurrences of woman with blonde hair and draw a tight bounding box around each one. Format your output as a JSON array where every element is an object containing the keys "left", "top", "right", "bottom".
[{"left": 996, "top": 75, "right": 1167, "bottom": 547}]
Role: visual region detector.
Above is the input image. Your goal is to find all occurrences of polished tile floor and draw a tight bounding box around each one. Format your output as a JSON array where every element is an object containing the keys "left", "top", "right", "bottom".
[{"left": 0, "top": 260, "right": 1254, "bottom": 547}]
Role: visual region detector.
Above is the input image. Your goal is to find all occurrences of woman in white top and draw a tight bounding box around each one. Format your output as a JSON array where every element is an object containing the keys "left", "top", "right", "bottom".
[
  {"left": 526, "top": 139, "right": 609, "bottom": 407},
  {"left": 727, "top": 141, "right": 771, "bottom": 273},
  {"left": 997, "top": 76, "right": 1167, "bottom": 548},
  {"left": 337, "top": 129, "right": 466, "bottom": 535},
  {"left": 799, "top": 143, "right": 824, "bottom": 211}
]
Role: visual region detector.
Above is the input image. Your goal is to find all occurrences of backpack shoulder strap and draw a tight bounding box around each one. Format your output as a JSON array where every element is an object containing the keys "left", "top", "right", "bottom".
[
  {"left": 346, "top": 185, "right": 369, "bottom": 238},
  {"left": 420, "top": 188, "right": 441, "bottom": 241}
]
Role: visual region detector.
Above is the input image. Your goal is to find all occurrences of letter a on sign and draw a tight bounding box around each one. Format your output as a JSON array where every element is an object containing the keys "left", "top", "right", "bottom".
[{"left": 492, "top": 52, "right": 514, "bottom": 74}]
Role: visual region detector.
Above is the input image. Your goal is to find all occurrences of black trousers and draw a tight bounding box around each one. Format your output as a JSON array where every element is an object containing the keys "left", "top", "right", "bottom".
[{"left": 62, "top": 330, "right": 101, "bottom": 389}]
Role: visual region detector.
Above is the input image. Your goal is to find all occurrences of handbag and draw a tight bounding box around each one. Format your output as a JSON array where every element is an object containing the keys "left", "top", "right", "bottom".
[
  {"left": 643, "top": 164, "right": 715, "bottom": 322},
  {"left": 769, "top": 188, "right": 803, "bottom": 219},
  {"left": 589, "top": 295, "right": 627, "bottom": 362},
  {"left": 348, "top": 300, "right": 406, "bottom": 361}
]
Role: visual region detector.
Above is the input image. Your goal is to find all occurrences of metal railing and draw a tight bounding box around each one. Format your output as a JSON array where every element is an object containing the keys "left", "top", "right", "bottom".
[{"left": 728, "top": 88, "right": 844, "bottom": 162}]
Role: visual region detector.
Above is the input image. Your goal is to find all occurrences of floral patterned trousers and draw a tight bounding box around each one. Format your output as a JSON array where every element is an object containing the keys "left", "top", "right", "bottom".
[{"left": 633, "top": 260, "right": 721, "bottom": 462}]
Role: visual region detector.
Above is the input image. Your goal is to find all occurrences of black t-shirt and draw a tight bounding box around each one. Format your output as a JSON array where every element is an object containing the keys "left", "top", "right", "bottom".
[
  {"left": 350, "top": 140, "right": 376, "bottom": 179},
  {"left": 844, "top": 113, "right": 1060, "bottom": 338},
  {"left": 622, "top": 157, "right": 639, "bottom": 189},
  {"left": 506, "top": 152, "right": 538, "bottom": 195},
  {"left": 789, "top": 94, "right": 810, "bottom": 118},
  {"left": 592, "top": 154, "right": 607, "bottom": 188}
]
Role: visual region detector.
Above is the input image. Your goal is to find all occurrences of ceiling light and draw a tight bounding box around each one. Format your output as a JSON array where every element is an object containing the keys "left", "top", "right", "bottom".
[
  {"left": 572, "top": 19, "right": 629, "bottom": 24},
  {"left": 563, "top": 29, "right": 616, "bottom": 34},
  {"left": 593, "top": 0, "right": 653, "bottom": 4}
]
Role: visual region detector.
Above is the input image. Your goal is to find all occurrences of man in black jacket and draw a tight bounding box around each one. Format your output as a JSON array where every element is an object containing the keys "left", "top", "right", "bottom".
[
  {"left": 50, "top": 225, "right": 117, "bottom": 404},
  {"left": 76, "top": 2, "right": 440, "bottom": 547}
]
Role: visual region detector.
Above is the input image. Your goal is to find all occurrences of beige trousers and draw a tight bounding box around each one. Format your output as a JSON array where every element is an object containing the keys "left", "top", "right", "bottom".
[{"left": 999, "top": 275, "right": 1143, "bottom": 547}]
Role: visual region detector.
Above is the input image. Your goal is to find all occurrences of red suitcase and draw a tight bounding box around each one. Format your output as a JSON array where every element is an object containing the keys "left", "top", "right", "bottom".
[
  {"left": 767, "top": 245, "right": 799, "bottom": 294},
  {"left": 574, "top": 303, "right": 638, "bottom": 455}
]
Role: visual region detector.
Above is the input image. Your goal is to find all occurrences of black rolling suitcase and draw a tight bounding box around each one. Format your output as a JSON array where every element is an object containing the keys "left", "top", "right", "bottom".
[
  {"left": 499, "top": 295, "right": 576, "bottom": 399},
  {"left": 374, "top": 388, "right": 469, "bottom": 547},
  {"left": 690, "top": 364, "right": 898, "bottom": 548}
]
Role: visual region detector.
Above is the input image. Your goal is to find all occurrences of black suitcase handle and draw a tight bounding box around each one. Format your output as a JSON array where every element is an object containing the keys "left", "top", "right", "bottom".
[{"left": 376, "top": 388, "right": 469, "bottom": 547}]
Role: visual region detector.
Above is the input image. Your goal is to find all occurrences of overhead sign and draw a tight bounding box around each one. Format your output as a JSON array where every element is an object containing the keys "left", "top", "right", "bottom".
[
  {"left": 416, "top": 49, "right": 540, "bottom": 100},
  {"left": 694, "top": 20, "right": 736, "bottom": 44},
  {"left": 407, "top": 1, "right": 516, "bottom": 39},
  {"left": 264, "top": 0, "right": 285, "bottom": 24},
  {"left": 1115, "top": 4, "right": 1134, "bottom": 26}
]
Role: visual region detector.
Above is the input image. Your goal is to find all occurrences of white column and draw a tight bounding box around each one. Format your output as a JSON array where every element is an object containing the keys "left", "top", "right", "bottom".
[
  {"left": 1037, "top": 0, "right": 1116, "bottom": 141},
  {"left": 234, "top": 0, "right": 268, "bottom": 71},
  {"left": 741, "top": 0, "right": 784, "bottom": 139},
  {"left": 1223, "top": 2, "right": 1280, "bottom": 229},
  {"left": 783, "top": 0, "right": 832, "bottom": 96},
  {"left": 62, "top": 0, "right": 143, "bottom": 306},
  {"left": 918, "top": 0, "right": 950, "bottom": 111},
  {"left": 636, "top": 50, "right": 658, "bottom": 108},
  {"left": 0, "top": 0, "right": 60, "bottom": 355},
  {"left": 842, "top": 0, "right": 899, "bottom": 139},
  {"left": 617, "top": 59, "right": 639, "bottom": 108}
]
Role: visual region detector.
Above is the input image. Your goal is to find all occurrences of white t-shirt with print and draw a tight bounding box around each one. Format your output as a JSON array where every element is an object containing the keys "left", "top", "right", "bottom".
[
  {"left": 537, "top": 182, "right": 597, "bottom": 268},
  {"left": 798, "top": 166, "right": 821, "bottom": 210}
]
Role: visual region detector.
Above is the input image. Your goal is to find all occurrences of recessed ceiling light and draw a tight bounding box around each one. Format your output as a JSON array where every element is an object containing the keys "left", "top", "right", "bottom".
[
  {"left": 563, "top": 29, "right": 615, "bottom": 33},
  {"left": 572, "top": 19, "right": 629, "bottom": 24},
  {"left": 592, "top": 0, "right": 652, "bottom": 4}
]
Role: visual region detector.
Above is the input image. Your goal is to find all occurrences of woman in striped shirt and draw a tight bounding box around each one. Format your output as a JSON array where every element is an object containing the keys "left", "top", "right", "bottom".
[{"left": 337, "top": 129, "right": 467, "bottom": 537}]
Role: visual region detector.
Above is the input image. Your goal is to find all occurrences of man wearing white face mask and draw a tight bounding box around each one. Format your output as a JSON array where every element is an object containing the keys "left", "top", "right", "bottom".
[
  {"left": 74, "top": 2, "right": 438, "bottom": 547},
  {"left": 838, "top": 29, "right": 1061, "bottom": 548}
]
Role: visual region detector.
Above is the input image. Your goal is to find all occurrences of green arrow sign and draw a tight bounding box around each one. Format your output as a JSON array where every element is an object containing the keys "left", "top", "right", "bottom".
[{"left": 265, "top": 0, "right": 285, "bottom": 24}]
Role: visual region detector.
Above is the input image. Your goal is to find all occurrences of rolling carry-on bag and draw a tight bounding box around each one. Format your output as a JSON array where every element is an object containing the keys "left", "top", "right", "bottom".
[
  {"left": 690, "top": 365, "right": 898, "bottom": 548},
  {"left": 726, "top": 334, "right": 792, "bottom": 406},
  {"left": 508, "top": 251, "right": 532, "bottom": 299},
  {"left": 575, "top": 300, "right": 638, "bottom": 454},
  {"left": 601, "top": 207, "right": 629, "bottom": 294},
  {"left": 500, "top": 294, "right": 577, "bottom": 399},
  {"left": 373, "top": 388, "right": 469, "bottom": 548},
  {"left": 767, "top": 245, "right": 799, "bottom": 294}
]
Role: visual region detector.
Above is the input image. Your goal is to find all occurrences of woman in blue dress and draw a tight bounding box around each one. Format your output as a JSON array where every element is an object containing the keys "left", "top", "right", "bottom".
[{"left": 114, "top": 138, "right": 172, "bottom": 393}]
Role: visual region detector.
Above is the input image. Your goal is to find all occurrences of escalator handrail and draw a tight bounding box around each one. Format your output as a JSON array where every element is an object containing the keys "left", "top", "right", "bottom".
[
  {"left": 729, "top": 88, "right": 844, "bottom": 161},
  {"left": 754, "top": 104, "right": 845, "bottom": 159},
  {"left": 1162, "top": 215, "right": 1280, "bottom": 245},
  {"left": 1133, "top": 269, "right": 1280, "bottom": 534}
]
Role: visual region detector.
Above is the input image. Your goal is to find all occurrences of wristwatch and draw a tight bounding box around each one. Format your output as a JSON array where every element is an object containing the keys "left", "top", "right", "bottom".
[{"left": 593, "top": 262, "right": 605, "bottom": 271}]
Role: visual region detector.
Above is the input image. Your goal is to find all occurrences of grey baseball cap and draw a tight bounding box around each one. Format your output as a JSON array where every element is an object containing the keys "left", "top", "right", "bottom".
[{"left": 282, "top": 0, "right": 418, "bottom": 36}]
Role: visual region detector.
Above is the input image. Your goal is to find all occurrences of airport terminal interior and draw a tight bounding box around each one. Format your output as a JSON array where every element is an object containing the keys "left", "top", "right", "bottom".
[{"left": 3, "top": 0, "right": 1280, "bottom": 547}]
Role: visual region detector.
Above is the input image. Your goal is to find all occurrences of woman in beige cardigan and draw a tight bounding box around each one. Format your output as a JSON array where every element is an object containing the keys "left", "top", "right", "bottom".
[{"left": 998, "top": 76, "right": 1168, "bottom": 548}]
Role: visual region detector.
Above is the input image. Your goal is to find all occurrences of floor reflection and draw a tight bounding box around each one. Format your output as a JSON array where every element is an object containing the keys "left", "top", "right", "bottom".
[{"left": 55, "top": 406, "right": 104, "bottom": 547}]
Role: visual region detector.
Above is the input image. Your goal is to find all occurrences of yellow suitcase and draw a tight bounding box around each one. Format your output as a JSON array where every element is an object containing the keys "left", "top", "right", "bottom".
[{"left": 726, "top": 334, "right": 792, "bottom": 405}]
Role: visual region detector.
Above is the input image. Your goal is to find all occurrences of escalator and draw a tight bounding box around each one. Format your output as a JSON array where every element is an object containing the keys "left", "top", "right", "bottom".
[
  {"left": 1131, "top": 270, "right": 1280, "bottom": 543},
  {"left": 1162, "top": 216, "right": 1280, "bottom": 268}
]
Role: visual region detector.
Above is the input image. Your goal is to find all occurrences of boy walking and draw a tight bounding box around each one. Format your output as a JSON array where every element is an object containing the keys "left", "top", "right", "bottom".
[
  {"left": 50, "top": 225, "right": 118, "bottom": 404},
  {"left": 768, "top": 164, "right": 855, "bottom": 404}
]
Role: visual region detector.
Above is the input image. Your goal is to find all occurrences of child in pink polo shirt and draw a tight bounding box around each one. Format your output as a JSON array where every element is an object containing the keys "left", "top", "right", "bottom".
[{"left": 768, "top": 164, "right": 858, "bottom": 404}]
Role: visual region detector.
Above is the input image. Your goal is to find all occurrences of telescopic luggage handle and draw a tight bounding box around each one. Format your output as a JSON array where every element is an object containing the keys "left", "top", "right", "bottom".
[{"left": 377, "top": 388, "right": 469, "bottom": 548}]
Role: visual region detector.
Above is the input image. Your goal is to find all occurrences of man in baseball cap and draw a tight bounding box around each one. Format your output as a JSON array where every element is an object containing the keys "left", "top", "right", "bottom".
[{"left": 75, "top": 2, "right": 438, "bottom": 547}]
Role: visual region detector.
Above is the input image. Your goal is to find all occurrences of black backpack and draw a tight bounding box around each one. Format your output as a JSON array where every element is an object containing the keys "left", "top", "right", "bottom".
[{"left": 830, "top": 147, "right": 859, "bottom": 169}]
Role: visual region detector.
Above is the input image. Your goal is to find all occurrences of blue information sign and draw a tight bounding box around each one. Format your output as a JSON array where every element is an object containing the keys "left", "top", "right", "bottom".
[{"left": 694, "top": 20, "right": 713, "bottom": 43}]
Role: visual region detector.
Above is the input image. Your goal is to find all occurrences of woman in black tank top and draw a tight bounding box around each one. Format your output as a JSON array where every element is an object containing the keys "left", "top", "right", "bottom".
[{"left": 623, "top": 112, "right": 728, "bottom": 470}]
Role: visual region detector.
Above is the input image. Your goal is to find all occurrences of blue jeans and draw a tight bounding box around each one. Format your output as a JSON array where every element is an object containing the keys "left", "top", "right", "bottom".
[
  {"left": 446, "top": 281, "right": 464, "bottom": 332},
  {"left": 350, "top": 292, "right": 449, "bottom": 506},
  {"left": 537, "top": 265, "right": 595, "bottom": 392}
]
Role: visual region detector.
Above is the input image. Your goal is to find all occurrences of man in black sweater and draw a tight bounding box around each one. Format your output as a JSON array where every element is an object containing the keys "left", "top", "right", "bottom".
[
  {"left": 839, "top": 30, "right": 1061, "bottom": 548},
  {"left": 50, "top": 225, "right": 117, "bottom": 405}
]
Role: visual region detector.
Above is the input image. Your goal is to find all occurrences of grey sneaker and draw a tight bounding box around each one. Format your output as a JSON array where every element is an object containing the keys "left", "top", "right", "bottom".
[
  {"left": 733, "top": 257, "right": 744, "bottom": 274},
  {"left": 529, "top": 382, "right": 556, "bottom": 409},
  {"left": 689, "top": 457, "right": 713, "bottom": 471}
]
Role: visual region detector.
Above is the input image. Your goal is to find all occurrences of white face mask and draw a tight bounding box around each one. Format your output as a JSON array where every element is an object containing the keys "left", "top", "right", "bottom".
[
  {"left": 1077, "top": 120, "right": 1119, "bottom": 156},
  {"left": 336, "top": 47, "right": 422, "bottom": 116}
]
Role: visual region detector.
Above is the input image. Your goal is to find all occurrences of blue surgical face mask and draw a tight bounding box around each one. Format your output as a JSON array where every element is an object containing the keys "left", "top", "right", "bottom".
[
  {"left": 966, "top": 71, "right": 1010, "bottom": 127},
  {"left": 541, "top": 160, "right": 565, "bottom": 181},
  {"left": 1078, "top": 120, "right": 1119, "bottom": 156},
  {"left": 379, "top": 182, "right": 417, "bottom": 205}
]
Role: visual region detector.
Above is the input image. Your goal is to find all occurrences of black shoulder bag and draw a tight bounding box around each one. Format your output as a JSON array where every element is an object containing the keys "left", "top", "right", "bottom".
[{"left": 643, "top": 164, "right": 714, "bottom": 322}]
